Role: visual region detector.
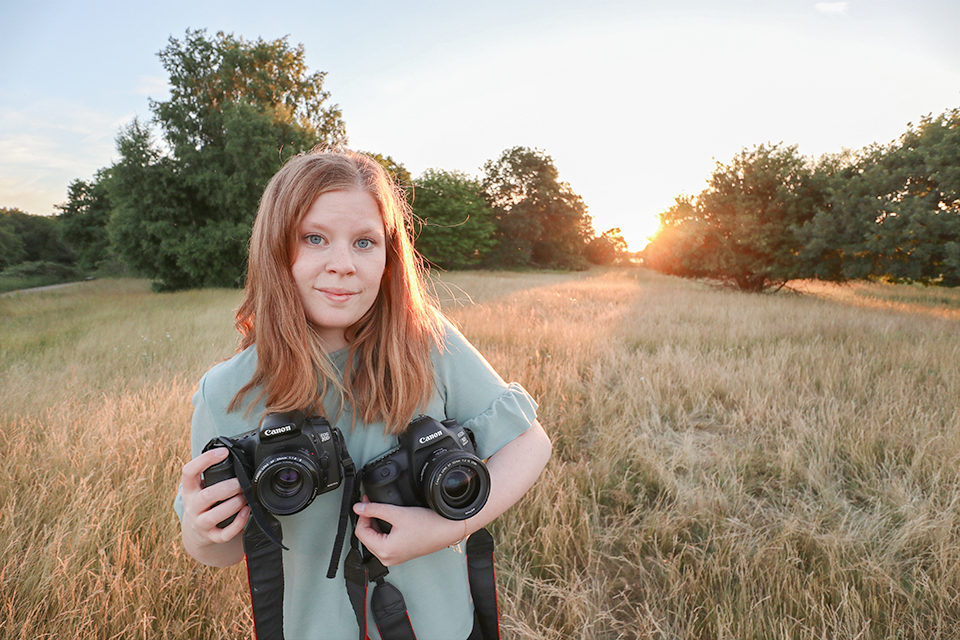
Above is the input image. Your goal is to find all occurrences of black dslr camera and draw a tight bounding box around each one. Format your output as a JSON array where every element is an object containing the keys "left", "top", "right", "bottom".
[
  {"left": 362, "top": 416, "right": 491, "bottom": 532},
  {"left": 201, "top": 410, "right": 347, "bottom": 527}
]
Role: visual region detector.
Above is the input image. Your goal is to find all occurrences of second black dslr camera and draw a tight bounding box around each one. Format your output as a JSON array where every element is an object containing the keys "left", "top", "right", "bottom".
[
  {"left": 202, "top": 410, "right": 347, "bottom": 527},
  {"left": 362, "top": 416, "right": 491, "bottom": 532}
]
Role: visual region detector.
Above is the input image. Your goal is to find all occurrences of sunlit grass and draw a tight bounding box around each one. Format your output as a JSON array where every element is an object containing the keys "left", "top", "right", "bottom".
[{"left": 2, "top": 270, "right": 959, "bottom": 638}]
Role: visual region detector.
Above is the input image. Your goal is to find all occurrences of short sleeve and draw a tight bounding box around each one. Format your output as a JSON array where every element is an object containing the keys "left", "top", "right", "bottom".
[
  {"left": 173, "top": 347, "right": 263, "bottom": 521},
  {"left": 433, "top": 319, "right": 538, "bottom": 459},
  {"left": 173, "top": 373, "right": 222, "bottom": 520}
]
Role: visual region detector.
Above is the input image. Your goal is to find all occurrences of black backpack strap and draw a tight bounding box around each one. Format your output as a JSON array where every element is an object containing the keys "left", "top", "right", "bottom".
[
  {"left": 466, "top": 528, "right": 500, "bottom": 640},
  {"left": 243, "top": 514, "right": 286, "bottom": 640}
]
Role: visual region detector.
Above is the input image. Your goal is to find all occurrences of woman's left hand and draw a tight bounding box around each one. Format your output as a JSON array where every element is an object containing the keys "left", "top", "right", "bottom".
[
  {"left": 354, "top": 419, "right": 552, "bottom": 567},
  {"left": 352, "top": 496, "right": 466, "bottom": 566}
]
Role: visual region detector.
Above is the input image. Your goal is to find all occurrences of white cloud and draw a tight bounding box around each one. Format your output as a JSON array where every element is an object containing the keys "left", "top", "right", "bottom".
[
  {"left": 136, "top": 75, "right": 170, "bottom": 98},
  {"left": 815, "top": 2, "right": 849, "bottom": 14}
]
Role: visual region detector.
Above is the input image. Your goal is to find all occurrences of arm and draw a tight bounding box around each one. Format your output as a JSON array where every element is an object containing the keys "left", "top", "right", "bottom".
[
  {"left": 179, "top": 447, "right": 251, "bottom": 567},
  {"left": 353, "top": 419, "right": 552, "bottom": 566}
]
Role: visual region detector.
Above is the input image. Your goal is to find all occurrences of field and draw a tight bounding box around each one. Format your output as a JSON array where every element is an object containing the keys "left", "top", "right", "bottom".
[{"left": 2, "top": 269, "right": 960, "bottom": 639}]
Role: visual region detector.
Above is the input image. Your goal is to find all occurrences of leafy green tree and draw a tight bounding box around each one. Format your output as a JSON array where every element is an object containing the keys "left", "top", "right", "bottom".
[
  {"left": 482, "top": 147, "right": 593, "bottom": 269},
  {"left": 109, "top": 29, "right": 346, "bottom": 290},
  {"left": 644, "top": 144, "right": 823, "bottom": 292},
  {"left": 107, "top": 119, "right": 228, "bottom": 290},
  {"left": 56, "top": 169, "right": 114, "bottom": 272},
  {"left": 798, "top": 108, "right": 960, "bottom": 286},
  {"left": 586, "top": 228, "right": 629, "bottom": 265},
  {"left": 0, "top": 207, "right": 75, "bottom": 267},
  {"left": 410, "top": 169, "right": 496, "bottom": 269},
  {"left": 872, "top": 108, "right": 960, "bottom": 286},
  {"left": 0, "top": 212, "right": 26, "bottom": 269},
  {"left": 642, "top": 195, "right": 719, "bottom": 280},
  {"left": 794, "top": 148, "right": 888, "bottom": 282}
]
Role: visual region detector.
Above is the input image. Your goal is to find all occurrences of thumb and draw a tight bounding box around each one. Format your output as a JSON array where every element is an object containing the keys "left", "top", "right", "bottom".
[{"left": 353, "top": 498, "right": 395, "bottom": 520}]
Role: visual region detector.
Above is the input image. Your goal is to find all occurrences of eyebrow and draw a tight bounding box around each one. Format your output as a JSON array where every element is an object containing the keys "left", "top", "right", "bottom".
[{"left": 299, "top": 220, "right": 385, "bottom": 237}]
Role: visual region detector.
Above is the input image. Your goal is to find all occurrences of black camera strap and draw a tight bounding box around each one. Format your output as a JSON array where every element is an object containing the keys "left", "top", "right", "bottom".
[
  {"left": 219, "top": 432, "right": 357, "bottom": 640},
  {"left": 327, "top": 428, "right": 356, "bottom": 579},
  {"left": 343, "top": 482, "right": 501, "bottom": 640},
  {"left": 216, "top": 436, "right": 288, "bottom": 551},
  {"left": 243, "top": 514, "right": 286, "bottom": 640}
]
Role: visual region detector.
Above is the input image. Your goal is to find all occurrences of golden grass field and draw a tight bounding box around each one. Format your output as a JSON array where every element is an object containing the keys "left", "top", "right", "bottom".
[{"left": 2, "top": 269, "right": 960, "bottom": 639}]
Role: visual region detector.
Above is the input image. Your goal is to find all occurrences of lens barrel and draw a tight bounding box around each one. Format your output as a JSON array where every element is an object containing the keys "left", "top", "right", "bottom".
[
  {"left": 421, "top": 451, "right": 490, "bottom": 520},
  {"left": 253, "top": 453, "right": 321, "bottom": 515}
]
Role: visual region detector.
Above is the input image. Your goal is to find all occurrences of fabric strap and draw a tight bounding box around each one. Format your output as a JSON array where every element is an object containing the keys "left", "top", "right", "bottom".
[
  {"left": 466, "top": 528, "right": 500, "bottom": 640},
  {"left": 243, "top": 514, "right": 286, "bottom": 640},
  {"left": 228, "top": 429, "right": 356, "bottom": 639}
]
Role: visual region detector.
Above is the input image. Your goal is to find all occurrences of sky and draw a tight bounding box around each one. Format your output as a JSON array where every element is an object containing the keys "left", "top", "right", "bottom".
[{"left": 2, "top": 1, "right": 959, "bottom": 250}]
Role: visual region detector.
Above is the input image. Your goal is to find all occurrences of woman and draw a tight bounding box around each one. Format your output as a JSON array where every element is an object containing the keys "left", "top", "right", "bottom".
[{"left": 174, "top": 149, "right": 552, "bottom": 640}]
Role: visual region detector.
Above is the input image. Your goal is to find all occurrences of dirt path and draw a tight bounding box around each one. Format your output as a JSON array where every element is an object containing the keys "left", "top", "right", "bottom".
[{"left": 0, "top": 280, "right": 91, "bottom": 297}]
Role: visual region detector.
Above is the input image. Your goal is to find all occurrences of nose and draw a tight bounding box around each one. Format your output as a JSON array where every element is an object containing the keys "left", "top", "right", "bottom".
[{"left": 325, "top": 242, "right": 356, "bottom": 275}]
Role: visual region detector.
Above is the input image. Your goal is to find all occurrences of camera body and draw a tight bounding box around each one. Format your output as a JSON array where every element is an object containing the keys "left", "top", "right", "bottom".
[
  {"left": 202, "top": 410, "right": 345, "bottom": 527},
  {"left": 362, "top": 415, "right": 490, "bottom": 531}
]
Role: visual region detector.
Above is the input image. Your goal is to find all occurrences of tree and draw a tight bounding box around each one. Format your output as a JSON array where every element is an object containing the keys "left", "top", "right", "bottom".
[
  {"left": 410, "top": 168, "right": 496, "bottom": 269},
  {"left": 642, "top": 195, "right": 719, "bottom": 280},
  {"left": 0, "top": 207, "right": 74, "bottom": 268},
  {"left": 110, "top": 29, "right": 347, "bottom": 290},
  {"left": 482, "top": 147, "right": 593, "bottom": 269},
  {"left": 644, "top": 144, "right": 823, "bottom": 292},
  {"left": 56, "top": 169, "right": 114, "bottom": 272},
  {"left": 797, "top": 108, "right": 960, "bottom": 286},
  {"left": 872, "top": 108, "right": 960, "bottom": 286},
  {"left": 0, "top": 212, "right": 26, "bottom": 269},
  {"left": 794, "top": 148, "right": 886, "bottom": 282},
  {"left": 586, "top": 228, "right": 629, "bottom": 265}
]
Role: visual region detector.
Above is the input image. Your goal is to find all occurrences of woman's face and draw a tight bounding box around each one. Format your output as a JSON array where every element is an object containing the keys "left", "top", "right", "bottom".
[{"left": 291, "top": 189, "right": 387, "bottom": 351}]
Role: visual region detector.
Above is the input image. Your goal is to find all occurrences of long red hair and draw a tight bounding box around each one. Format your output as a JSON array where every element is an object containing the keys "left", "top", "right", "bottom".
[{"left": 230, "top": 149, "right": 443, "bottom": 435}]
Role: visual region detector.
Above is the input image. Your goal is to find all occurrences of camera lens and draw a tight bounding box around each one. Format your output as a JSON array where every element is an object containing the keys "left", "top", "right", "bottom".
[
  {"left": 422, "top": 452, "right": 490, "bottom": 520},
  {"left": 273, "top": 467, "right": 303, "bottom": 497},
  {"left": 441, "top": 468, "right": 478, "bottom": 507},
  {"left": 254, "top": 453, "right": 321, "bottom": 515}
]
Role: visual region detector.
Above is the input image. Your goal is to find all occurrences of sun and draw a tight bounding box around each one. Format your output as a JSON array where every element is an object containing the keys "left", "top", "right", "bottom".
[{"left": 615, "top": 212, "right": 662, "bottom": 252}]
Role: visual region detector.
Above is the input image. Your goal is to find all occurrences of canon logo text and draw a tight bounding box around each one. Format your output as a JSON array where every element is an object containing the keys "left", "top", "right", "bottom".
[{"left": 418, "top": 430, "right": 444, "bottom": 445}]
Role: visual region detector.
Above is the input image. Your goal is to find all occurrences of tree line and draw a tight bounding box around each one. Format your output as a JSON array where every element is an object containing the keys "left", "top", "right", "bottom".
[
  {"left": 2, "top": 29, "right": 629, "bottom": 292},
  {"left": 642, "top": 107, "right": 960, "bottom": 291}
]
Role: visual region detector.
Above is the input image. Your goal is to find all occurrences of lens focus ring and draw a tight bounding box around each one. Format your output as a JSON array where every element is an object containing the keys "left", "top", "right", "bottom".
[
  {"left": 422, "top": 452, "right": 490, "bottom": 520},
  {"left": 253, "top": 453, "right": 321, "bottom": 516}
]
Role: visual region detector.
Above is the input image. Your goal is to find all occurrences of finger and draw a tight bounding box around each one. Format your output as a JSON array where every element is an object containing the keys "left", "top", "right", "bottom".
[
  {"left": 218, "top": 505, "right": 250, "bottom": 540},
  {"left": 352, "top": 512, "right": 386, "bottom": 551},
  {"left": 204, "top": 497, "right": 249, "bottom": 533},
  {"left": 202, "top": 477, "right": 245, "bottom": 505},
  {"left": 353, "top": 499, "right": 397, "bottom": 522},
  {"left": 181, "top": 447, "right": 230, "bottom": 493}
]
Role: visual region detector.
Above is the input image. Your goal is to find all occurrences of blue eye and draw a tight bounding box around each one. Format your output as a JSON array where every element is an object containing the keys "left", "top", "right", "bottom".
[
  {"left": 305, "top": 234, "right": 324, "bottom": 245},
  {"left": 356, "top": 238, "right": 374, "bottom": 249}
]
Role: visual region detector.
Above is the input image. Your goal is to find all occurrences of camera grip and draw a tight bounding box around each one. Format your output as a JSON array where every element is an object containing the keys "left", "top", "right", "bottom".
[{"left": 201, "top": 451, "right": 240, "bottom": 528}]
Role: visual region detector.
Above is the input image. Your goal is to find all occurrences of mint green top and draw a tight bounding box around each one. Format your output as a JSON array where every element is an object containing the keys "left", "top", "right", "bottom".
[{"left": 174, "top": 318, "right": 538, "bottom": 640}]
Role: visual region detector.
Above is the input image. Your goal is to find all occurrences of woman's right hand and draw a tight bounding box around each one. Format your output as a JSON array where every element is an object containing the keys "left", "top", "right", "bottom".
[{"left": 179, "top": 447, "right": 249, "bottom": 566}]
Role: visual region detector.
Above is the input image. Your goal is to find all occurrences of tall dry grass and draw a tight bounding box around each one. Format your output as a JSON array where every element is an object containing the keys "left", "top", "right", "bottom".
[{"left": 2, "top": 272, "right": 959, "bottom": 639}]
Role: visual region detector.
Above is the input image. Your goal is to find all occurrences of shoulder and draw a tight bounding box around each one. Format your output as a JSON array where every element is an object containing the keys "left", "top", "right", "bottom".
[
  {"left": 434, "top": 316, "right": 484, "bottom": 364},
  {"left": 195, "top": 346, "right": 259, "bottom": 416}
]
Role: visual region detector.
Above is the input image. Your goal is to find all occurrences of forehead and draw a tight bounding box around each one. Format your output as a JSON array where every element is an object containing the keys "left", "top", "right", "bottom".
[{"left": 299, "top": 189, "right": 385, "bottom": 233}]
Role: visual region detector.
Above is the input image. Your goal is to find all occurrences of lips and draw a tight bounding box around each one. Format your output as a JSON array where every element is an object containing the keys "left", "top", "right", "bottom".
[{"left": 317, "top": 288, "right": 357, "bottom": 303}]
